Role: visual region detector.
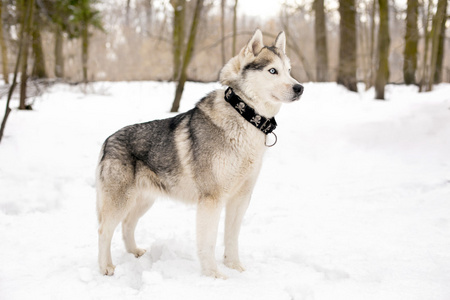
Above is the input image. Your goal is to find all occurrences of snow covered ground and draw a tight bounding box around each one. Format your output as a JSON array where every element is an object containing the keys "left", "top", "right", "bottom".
[{"left": 1, "top": 81, "right": 449, "bottom": 300}]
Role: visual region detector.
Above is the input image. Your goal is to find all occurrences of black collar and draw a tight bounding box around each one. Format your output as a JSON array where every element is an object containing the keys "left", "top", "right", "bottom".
[{"left": 224, "top": 87, "right": 277, "bottom": 135}]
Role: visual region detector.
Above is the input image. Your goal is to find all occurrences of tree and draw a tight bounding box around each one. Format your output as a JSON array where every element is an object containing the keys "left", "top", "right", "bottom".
[
  {"left": 314, "top": 0, "right": 328, "bottom": 82},
  {"left": 368, "top": 0, "right": 377, "bottom": 89},
  {"left": 357, "top": 0, "right": 376, "bottom": 89},
  {"left": 433, "top": 0, "right": 447, "bottom": 84},
  {"left": 38, "top": 0, "right": 68, "bottom": 79},
  {"left": 337, "top": 0, "right": 357, "bottom": 91},
  {"left": 170, "top": 0, "right": 186, "bottom": 81},
  {"left": 220, "top": 0, "right": 226, "bottom": 66},
  {"left": 232, "top": 0, "right": 238, "bottom": 56},
  {"left": 19, "top": 0, "right": 36, "bottom": 110},
  {"left": 0, "top": 0, "right": 9, "bottom": 84},
  {"left": 126, "top": 0, "right": 131, "bottom": 26},
  {"left": 47, "top": 0, "right": 73, "bottom": 79},
  {"left": 143, "top": 0, "right": 153, "bottom": 35},
  {"left": 427, "top": 0, "right": 447, "bottom": 91},
  {"left": 71, "top": 0, "right": 104, "bottom": 83},
  {"left": 418, "top": 0, "right": 433, "bottom": 91},
  {"left": 0, "top": 0, "right": 32, "bottom": 142},
  {"left": 403, "top": 0, "right": 418, "bottom": 85},
  {"left": 54, "top": 25, "right": 64, "bottom": 78},
  {"left": 31, "top": 9, "right": 47, "bottom": 79},
  {"left": 170, "top": 0, "right": 204, "bottom": 112},
  {"left": 374, "top": 0, "right": 390, "bottom": 99}
]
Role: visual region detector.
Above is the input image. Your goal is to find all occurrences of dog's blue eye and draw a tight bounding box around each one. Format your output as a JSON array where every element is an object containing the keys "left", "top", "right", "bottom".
[{"left": 268, "top": 68, "right": 278, "bottom": 75}]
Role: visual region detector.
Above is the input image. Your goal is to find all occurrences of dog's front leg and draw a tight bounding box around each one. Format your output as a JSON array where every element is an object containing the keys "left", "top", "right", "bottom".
[
  {"left": 196, "top": 200, "right": 226, "bottom": 279},
  {"left": 224, "top": 194, "right": 251, "bottom": 272}
]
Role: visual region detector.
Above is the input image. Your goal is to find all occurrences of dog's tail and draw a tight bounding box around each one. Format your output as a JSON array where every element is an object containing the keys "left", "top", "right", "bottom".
[{"left": 95, "top": 142, "right": 107, "bottom": 223}]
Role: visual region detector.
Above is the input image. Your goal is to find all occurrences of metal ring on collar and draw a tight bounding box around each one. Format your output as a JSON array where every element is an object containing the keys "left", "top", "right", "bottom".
[{"left": 265, "top": 132, "right": 277, "bottom": 147}]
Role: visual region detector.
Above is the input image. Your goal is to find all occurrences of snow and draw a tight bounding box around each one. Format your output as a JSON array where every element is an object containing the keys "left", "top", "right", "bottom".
[{"left": 1, "top": 81, "right": 450, "bottom": 299}]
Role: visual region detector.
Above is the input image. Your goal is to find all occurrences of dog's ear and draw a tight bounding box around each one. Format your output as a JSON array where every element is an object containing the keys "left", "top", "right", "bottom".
[
  {"left": 274, "top": 31, "right": 286, "bottom": 54},
  {"left": 244, "top": 29, "right": 264, "bottom": 56},
  {"left": 219, "top": 29, "right": 263, "bottom": 87}
]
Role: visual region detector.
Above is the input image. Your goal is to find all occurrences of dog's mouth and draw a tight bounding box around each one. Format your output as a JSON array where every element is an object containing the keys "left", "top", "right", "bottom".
[
  {"left": 293, "top": 93, "right": 303, "bottom": 101},
  {"left": 271, "top": 93, "right": 301, "bottom": 103}
]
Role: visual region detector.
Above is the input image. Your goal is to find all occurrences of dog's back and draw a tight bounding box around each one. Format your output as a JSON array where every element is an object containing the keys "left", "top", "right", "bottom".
[{"left": 98, "top": 115, "right": 184, "bottom": 197}]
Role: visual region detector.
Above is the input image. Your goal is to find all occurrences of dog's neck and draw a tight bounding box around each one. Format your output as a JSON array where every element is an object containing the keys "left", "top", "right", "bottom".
[
  {"left": 224, "top": 87, "right": 277, "bottom": 135},
  {"left": 231, "top": 87, "right": 281, "bottom": 118}
]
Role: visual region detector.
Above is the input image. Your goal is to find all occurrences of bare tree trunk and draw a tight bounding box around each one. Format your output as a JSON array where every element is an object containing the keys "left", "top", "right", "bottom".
[
  {"left": 31, "top": 20, "right": 47, "bottom": 79},
  {"left": 171, "top": 0, "right": 186, "bottom": 81},
  {"left": 220, "top": 0, "right": 226, "bottom": 65},
  {"left": 126, "top": 0, "right": 131, "bottom": 27},
  {"left": 232, "top": 0, "right": 238, "bottom": 56},
  {"left": 144, "top": 0, "right": 153, "bottom": 35},
  {"left": 19, "top": 0, "right": 35, "bottom": 110},
  {"left": 0, "top": 0, "right": 9, "bottom": 84},
  {"left": 403, "top": 0, "right": 418, "bottom": 85},
  {"left": 366, "top": 0, "right": 377, "bottom": 89},
  {"left": 54, "top": 26, "right": 64, "bottom": 78},
  {"left": 418, "top": 0, "right": 433, "bottom": 92},
  {"left": 426, "top": 0, "right": 446, "bottom": 91},
  {"left": 375, "top": 0, "right": 390, "bottom": 100},
  {"left": 314, "top": 0, "right": 328, "bottom": 81},
  {"left": 359, "top": 4, "right": 370, "bottom": 88},
  {"left": 81, "top": 23, "right": 88, "bottom": 83},
  {"left": 171, "top": 0, "right": 204, "bottom": 112},
  {"left": 337, "top": 0, "right": 357, "bottom": 91},
  {"left": 433, "top": 0, "right": 447, "bottom": 84}
]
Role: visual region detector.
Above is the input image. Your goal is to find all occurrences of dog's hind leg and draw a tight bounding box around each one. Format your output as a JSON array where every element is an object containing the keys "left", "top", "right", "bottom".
[
  {"left": 98, "top": 209, "right": 123, "bottom": 276},
  {"left": 196, "top": 199, "right": 226, "bottom": 279},
  {"left": 224, "top": 193, "right": 251, "bottom": 272},
  {"left": 97, "top": 157, "right": 137, "bottom": 275},
  {"left": 122, "top": 194, "right": 155, "bottom": 257}
]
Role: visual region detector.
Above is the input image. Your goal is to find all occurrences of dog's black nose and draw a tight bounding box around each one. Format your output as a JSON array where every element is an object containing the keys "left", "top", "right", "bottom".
[{"left": 293, "top": 84, "right": 304, "bottom": 96}]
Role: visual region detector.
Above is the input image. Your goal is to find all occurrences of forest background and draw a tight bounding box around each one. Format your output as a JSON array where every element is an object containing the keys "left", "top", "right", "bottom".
[
  {"left": 1, "top": 3, "right": 450, "bottom": 297},
  {"left": 0, "top": 0, "right": 448, "bottom": 116}
]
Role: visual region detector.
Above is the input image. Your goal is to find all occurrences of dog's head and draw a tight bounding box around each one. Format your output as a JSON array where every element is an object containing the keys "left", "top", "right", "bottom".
[{"left": 220, "top": 30, "right": 303, "bottom": 115}]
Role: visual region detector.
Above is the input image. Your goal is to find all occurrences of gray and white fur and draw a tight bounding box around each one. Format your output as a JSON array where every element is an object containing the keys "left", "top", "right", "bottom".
[{"left": 96, "top": 29, "right": 303, "bottom": 278}]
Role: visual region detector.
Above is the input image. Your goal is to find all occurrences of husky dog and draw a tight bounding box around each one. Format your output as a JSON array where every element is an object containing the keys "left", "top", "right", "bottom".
[{"left": 96, "top": 29, "right": 303, "bottom": 278}]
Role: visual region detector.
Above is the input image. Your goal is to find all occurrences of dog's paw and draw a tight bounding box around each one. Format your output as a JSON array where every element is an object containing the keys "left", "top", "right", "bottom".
[
  {"left": 101, "top": 264, "right": 116, "bottom": 276},
  {"left": 202, "top": 268, "right": 228, "bottom": 280},
  {"left": 224, "top": 260, "right": 246, "bottom": 272},
  {"left": 130, "top": 248, "right": 146, "bottom": 258}
]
